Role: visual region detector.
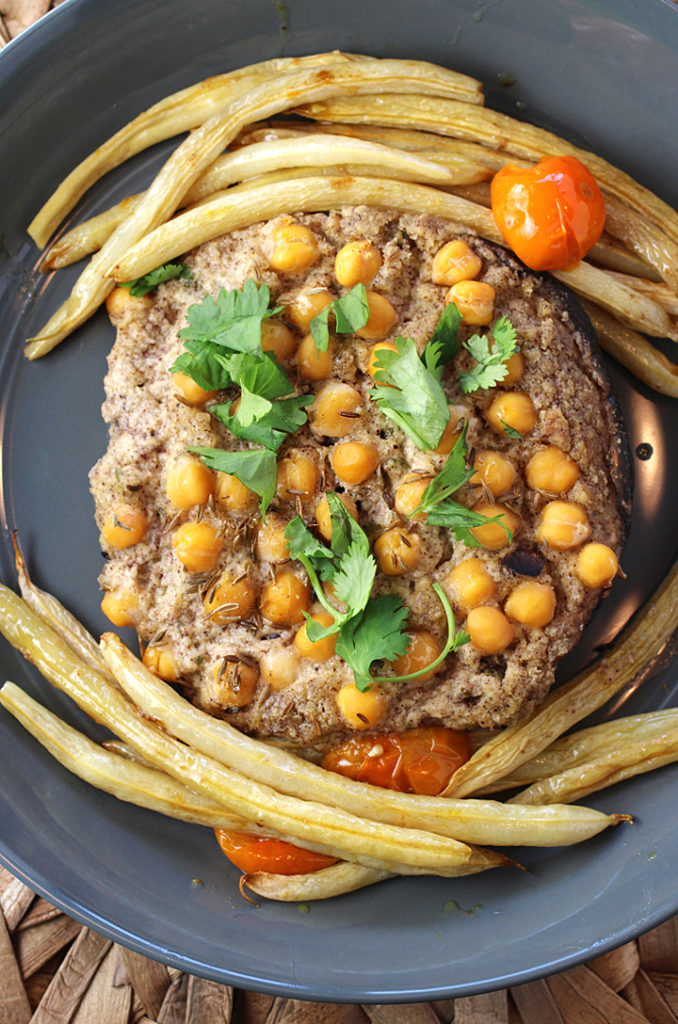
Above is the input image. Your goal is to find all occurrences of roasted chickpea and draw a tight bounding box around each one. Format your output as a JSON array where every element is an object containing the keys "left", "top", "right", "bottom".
[
  {"left": 432, "top": 239, "right": 482, "bottom": 286},
  {"left": 286, "top": 289, "right": 334, "bottom": 332},
  {"left": 309, "top": 382, "right": 363, "bottom": 438},
  {"left": 367, "top": 340, "right": 399, "bottom": 383},
  {"left": 203, "top": 573, "right": 256, "bottom": 625},
  {"left": 296, "top": 333, "right": 335, "bottom": 381},
  {"left": 447, "top": 557, "right": 495, "bottom": 611},
  {"left": 471, "top": 450, "right": 516, "bottom": 498},
  {"left": 171, "top": 371, "right": 217, "bottom": 405},
  {"left": 142, "top": 644, "right": 179, "bottom": 682},
  {"left": 260, "top": 318, "right": 297, "bottom": 361},
  {"left": 171, "top": 521, "right": 223, "bottom": 573},
  {"left": 446, "top": 280, "right": 495, "bottom": 325},
  {"left": 394, "top": 473, "right": 432, "bottom": 520},
  {"left": 525, "top": 446, "right": 580, "bottom": 494},
  {"left": 536, "top": 501, "right": 590, "bottom": 551},
  {"left": 259, "top": 645, "right": 301, "bottom": 690},
  {"left": 485, "top": 390, "right": 537, "bottom": 437},
  {"left": 101, "top": 504, "right": 149, "bottom": 549},
  {"left": 256, "top": 513, "right": 291, "bottom": 563},
  {"left": 215, "top": 471, "right": 257, "bottom": 513},
  {"left": 431, "top": 405, "right": 468, "bottom": 455},
  {"left": 336, "top": 683, "right": 387, "bottom": 730},
  {"left": 575, "top": 542, "right": 619, "bottom": 588},
  {"left": 469, "top": 502, "right": 519, "bottom": 550},
  {"left": 504, "top": 581, "right": 556, "bottom": 628},
  {"left": 277, "top": 450, "right": 319, "bottom": 502},
  {"left": 335, "top": 240, "right": 383, "bottom": 287},
  {"left": 295, "top": 610, "right": 337, "bottom": 662},
  {"left": 374, "top": 528, "right": 421, "bottom": 576},
  {"left": 101, "top": 590, "right": 137, "bottom": 628},
  {"left": 466, "top": 606, "right": 514, "bottom": 655},
  {"left": 269, "top": 220, "right": 318, "bottom": 273},
  {"left": 209, "top": 659, "right": 258, "bottom": 708},
  {"left": 391, "top": 631, "right": 441, "bottom": 681},
  {"left": 355, "top": 290, "right": 398, "bottom": 340},
  {"left": 260, "top": 571, "right": 310, "bottom": 626},
  {"left": 331, "top": 441, "right": 380, "bottom": 485},
  {"left": 501, "top": 349, "right": 525, "bottom": 387},
  {"left": 105, "top": 286, "right": 154, "bottom": 321},
  {"left": 315, "top": 493, "right": 359, "bottom": 542},
  {"left": 165, "top": 456, "right": 215, "bottom": 510}
]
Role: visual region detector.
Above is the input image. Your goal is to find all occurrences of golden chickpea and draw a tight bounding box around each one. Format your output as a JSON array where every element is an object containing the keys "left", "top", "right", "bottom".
[
  {"left": 256, "top": 513, "right": 291, "bottom": 563},
  {"left": 260, "top": 571, "right": 310, "bottom": 626},
  {"left": 536, "top": 501, "right": 590, "bottom": 551},
  {"left": 446, "top": 279, "right": 495, "bottom": 325},
  {"left": 336, "top": 683, "right": 387, "bottom": 730},
  {"left": 142, "top": 644, "right": 179, "bottom": 682},
  {"left": 432, "top": 239, "right": 482, "bottom": 286},
  {"left": 295, "top": 610, "right": 337, "bottom": 662},
  {"left": 471, "top": 450, "right": 517, "bottom": 498},
  {"left": 374, "top": 528, "right": 421, "bottom": 576},
  {"left": 485, "top": 391, "right": 537, "bottom": 437},
  {"left": 367, "top": 340, "right": 399, "bottom": 383},
  {"left": 171, "top": 521, "right": 223, "bottom": 573},
  {"left": 296, "top": 333, "right": 335, "bottom": 381},
  {"left": 431, "top": 405, "right": 468, "bottom": 455},
  {"left": 276, "top": 450, "right": 319, "bottom": 502},
  {"left": 105, "top": 286, "right": 154, "bottom": 321},
  {"left": 269, "top": 221, "right": 318, "bottom": 274},
  {"left": 331, "top": 441, "right": 380, "bottom": 485},
  {"left": 335, "top": 240, "right": 383, "bottom": 287},
  {"left": 355, "top": 290, "right": 398, "bottom": 340},
  {"left": 501, "top": 349, "right": 525, "bottom": 387},
  {"left": 215, "top": 471, "right": 258, "bottom": 513},
  {"left": 286, "top": 289, "right": 334, "bottom": 332},
  {"left": 316, "top": 493, "right": 359, "bottom": 542},
  {"left": 469, "top": 502, "right": 519, "bottom": 550},
  {"left": 259, "top": 645, "right": 301, "bottom": 691},
  {"left": 309, "top": 382, "right": 363, "bottom": 438},
  {"left": 100, "top": 590, "right": 137, "bottom": 628},
  {"left": 575, "top": 542, "right": 619, "bottom": 588},
  {"left": 394, "top": 473, "right": 432, "bottom": 521},
  {"left": 447, "top": 557, "right": 495, "bottom": 611},
  {"left": 391, "top": 630, "right": 441, "bottom": 681},
  {"left": 101, "top": 504, "right": 149, "bottom": 549},
  {"left": 525, "top": 446, "right": 580, "bottom": 495},
  {"left": 466, "top": 606, "right": 514, "bottom": 655},
  {"left": 260, "top": 318, "right": 297, "bottom": 361},
  {"left": 209, "top": 659, "right": 258, "bottom": 708},
  {"left": 165, "top": 456, "right": 215, "bottom": 510},
  {"left": 504, "top": 581, "right": 556, "bottom": 628},
  {"left": 203, "top": 573, "right": 256, "bottom": 625},
  {"left": 171, "top": 371, "right": 218, "bottom": 405}
]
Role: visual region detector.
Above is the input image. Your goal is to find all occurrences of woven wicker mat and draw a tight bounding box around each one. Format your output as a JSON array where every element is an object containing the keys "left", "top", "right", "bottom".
[{"left": 3, "top": 2, "right": 678, "bottom": 1021}]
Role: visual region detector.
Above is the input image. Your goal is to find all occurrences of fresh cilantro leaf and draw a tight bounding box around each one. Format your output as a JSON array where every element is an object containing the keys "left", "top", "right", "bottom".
[
  {"left": 370, "top": 336, "right": 450, "bottom": 451},
  {"left": 423, "top": 301, "right": 462, "bottom": 380},
  {"left": 499, "top": 419, "right": 523, "bottom": 439},
  {"left": 309, "top": 284, "right": 369, "bottom": 353},
  {"left": 190, "top": 446, "right": 277, "bottom": 515},
  {"left": 213, "top": 392, "right": 314, "bottom": 452},
  {"left": 326, "top": 492, "right": 370, "bottom": 563},
  {"left": 335, "top": 594, "right": 411, "bottom": 692},
  {"left": 170, "top": 341, "right": 234, "bottom": 392},
  {"left": 179, "top": 279, "right": 281, "bottom": 354},
  {"left": 121, "top": 262, "right": 192, "bottom": 297},
  {"left": 426, "top": 503, "right": 510, "bottom": 548},
  {"left": 331, "top": 540, "right": 376, "bottom": 618},
  {"left": 285, "top": 515, "right": 336, "bottom": 569},
  {"left": 458, "top": 316, "right": 518, "bottom": 393}
]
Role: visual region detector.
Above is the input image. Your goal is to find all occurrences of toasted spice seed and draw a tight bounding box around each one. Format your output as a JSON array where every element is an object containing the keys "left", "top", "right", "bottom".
[
  {"left": 338, "top": 410, "right": 361, "bottom": 419},
  {"left": 356, "top": 713, "right": 369, "bottom": 724},
  {"left": 112, "top": 512, "right": 133, "bottom": 531},
  {"left": 398, "top": 532, "right": 412, "bottom": 548},
  {"left": 397, "top": 555, "right": 410, "bottom": 571}
]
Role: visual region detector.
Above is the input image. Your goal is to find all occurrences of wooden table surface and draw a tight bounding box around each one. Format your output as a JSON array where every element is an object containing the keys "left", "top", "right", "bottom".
[{"left": 2, "top": 1, "right": 678, "bottom": 1021}]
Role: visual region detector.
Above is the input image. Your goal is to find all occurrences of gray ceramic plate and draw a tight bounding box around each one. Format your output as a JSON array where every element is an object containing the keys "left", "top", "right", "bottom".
[{"left": 1, "top": 0, "right": 678, "bottom": 1003}]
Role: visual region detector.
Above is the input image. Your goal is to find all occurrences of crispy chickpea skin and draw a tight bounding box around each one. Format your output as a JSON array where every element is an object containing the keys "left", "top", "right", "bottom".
[
  {"left": 391, "top": 630, "right": 441, "bottom": 681},
  {"left": 374, "top": 528, "right": 421, "bottom": 576},
  {"left": 171, "top": 521, "right": 223, "bottom": 573},
  {"left": 466, "top": 606, "right": 514, "bottom": 655},
  {"left": 536, "top": 501, "right": 590, "bottom": 551},
  {"left": 355, "top": 290, "right": 398, "bottom": 339},
  {"left": 277, "top": 450, "right": 319, "bottom": 502},
  {"left": 331, "top": 441, "right": 380, "bottom": 485},
  {"left": 260, "top": 571, "right": 310, "bottom": 626},
  {"left": 336, "top": 683, "right": 387, "bottom": 730},
  {"left": 446, "top": 280, "right": 495, "bottom": 325},
  {"left": 335, "top": 240, "right": 383, "bottom": 287},
  {"left": 525, "top": 446, "right": 580, "bottom": 494},
  {"left": 203, "top": 573, "right": 256, "bottom": 625},
  {"left": 142, "top": 645, "right": 179, "bottom": 682},
  {"left": 268, "top": 221, "right": 318, "bottom": 274},
  {"left": 504, "top": 581, "right": 556, "bottom": 628},
  {"left": 101, "top": 504, "right": 149, "bottom": 549},
  {"left": 447, "top": 557, "right": 495, "bottom": 611},
  {"left": 576, "top": 542, "right": 619, "bottom": 588},
  {"left": 315, "top": 493, "right": 359, "bottom": 542},
  {"left": 432, "top": 239, "right": 482, "bottom": 286}
]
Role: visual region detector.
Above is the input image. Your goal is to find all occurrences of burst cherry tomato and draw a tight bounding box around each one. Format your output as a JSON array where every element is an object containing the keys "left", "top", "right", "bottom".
[
  {"left": 491, "top": 155, "right": 606, "bottom": 271},
  {"left": 321, "top": 725, "right": 472, "bottom": 796},
  {"left": 214, "top": 830, "right": 338, "bottom": 875}
]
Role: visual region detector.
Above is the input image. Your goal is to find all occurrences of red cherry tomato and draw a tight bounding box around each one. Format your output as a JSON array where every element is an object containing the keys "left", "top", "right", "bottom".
[
  {"left": 490, "top": 155, "right": 606, "bottom": 271},
  {"left": 321, "top": 725, "right": 472, "bottom": 796},
  {"left": 214, "top": 830, "right": 338, "bottom": 875}
]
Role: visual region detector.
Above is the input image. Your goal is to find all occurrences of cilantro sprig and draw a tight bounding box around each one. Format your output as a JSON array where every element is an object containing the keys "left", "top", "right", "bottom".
[
  {"left": 309, "top": 285, "right": 370, "bottom": 353},
  {"left": 285, "top": 495, "right": 469, "bottom": 691},
  {"left": 121, "top": 262, "right": 192, "bottom": 296},
  {"left": 458, "top": 316, "right": 519, "bottom": 394}
]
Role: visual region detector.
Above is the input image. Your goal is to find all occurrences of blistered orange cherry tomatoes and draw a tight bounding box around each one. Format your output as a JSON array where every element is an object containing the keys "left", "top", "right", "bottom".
[
  {"left": 214, "top": 830, "right": 338, "bottom": 875},
  {"left": 321, "top": 725, "right": 472, "bottom": 796},
  {"left": 491, "top": 155, "right": 606, "bottom": 271}
]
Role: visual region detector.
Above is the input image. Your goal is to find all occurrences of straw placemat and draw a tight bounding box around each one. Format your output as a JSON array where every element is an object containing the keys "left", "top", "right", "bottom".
[{"left": 2, "top": 2, "right": 678, "bottom": 1021}]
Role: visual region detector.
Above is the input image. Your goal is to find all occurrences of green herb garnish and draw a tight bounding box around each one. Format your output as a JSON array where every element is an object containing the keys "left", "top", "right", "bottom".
[
  {"left": 458, "top": 316, "right": 518, "bottom": 393},
  {"left": 121, "top": 262, "right": 192, "bottom": 296},
  {"left": 309, "top": 284, "right": 370, "bottom": 353},
  {"left": 370, "top": 335, "right": 451, "bottom": 452},
  {"left": 190, "top": 447, "right": 278, "bottom": 516}
]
